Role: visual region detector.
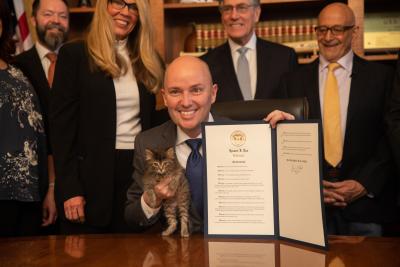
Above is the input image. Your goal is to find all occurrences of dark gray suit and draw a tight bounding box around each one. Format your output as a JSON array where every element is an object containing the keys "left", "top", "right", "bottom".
[
  {"left": 201, "top": 38, "right": 298, "bottom": 102},
  {"left": 125, "top": 120, "right": 204, "bottom": 233}
]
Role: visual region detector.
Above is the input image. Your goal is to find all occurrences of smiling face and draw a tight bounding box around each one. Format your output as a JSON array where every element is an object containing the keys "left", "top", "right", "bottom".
[
  {"left": 32, "top": 0, "right": 69, "bottom": 51},
  {"left": 317, "top": 3, "right": 356, "bottom": 62},
  {"left": 107, "top": 0, "right": 139, "bottom": 40},
  {"left": 221, "top": 0, "right": 260, "bottom": 46},
  {"left": 162, "top": 56, "right": 218, "bottom": 138}
]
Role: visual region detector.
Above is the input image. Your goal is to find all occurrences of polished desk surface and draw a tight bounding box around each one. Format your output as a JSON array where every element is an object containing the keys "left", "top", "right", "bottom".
[{"left": 0, "top": 234, "right": 399, "bottom": 267}]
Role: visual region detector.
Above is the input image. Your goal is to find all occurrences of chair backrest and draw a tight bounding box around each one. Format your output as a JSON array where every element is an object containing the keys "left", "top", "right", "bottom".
[{"left": 211, "top": 98, "right": 309, "bottom": 120}]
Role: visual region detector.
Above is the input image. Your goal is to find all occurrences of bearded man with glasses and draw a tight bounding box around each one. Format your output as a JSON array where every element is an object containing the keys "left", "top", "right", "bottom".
[
  {"left": 201, "top": 0, "right": 298, "bottom": 102},
  {"left": 266, "top": 2, "right": 398, "bottom": 236}
]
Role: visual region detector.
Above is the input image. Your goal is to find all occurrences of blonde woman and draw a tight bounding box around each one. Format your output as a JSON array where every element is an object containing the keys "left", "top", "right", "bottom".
[{"left": 50, "top": 0, "right": 164, "bottom": 234}]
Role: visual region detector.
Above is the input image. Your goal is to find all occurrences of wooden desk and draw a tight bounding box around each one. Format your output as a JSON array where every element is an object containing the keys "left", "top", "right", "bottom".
[{"left": 0, "top": 234, "right": 399, "bottom": 266}]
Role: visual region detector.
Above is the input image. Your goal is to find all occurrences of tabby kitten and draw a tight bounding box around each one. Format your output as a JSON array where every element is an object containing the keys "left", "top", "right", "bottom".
[{"left": 143, "top": 147, "right": 191, "bottom": 237}]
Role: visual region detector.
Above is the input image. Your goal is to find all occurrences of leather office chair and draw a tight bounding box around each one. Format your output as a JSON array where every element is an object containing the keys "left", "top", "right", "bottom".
[{"left": 211, "top": 98, "right": 309, "bottom": 120}]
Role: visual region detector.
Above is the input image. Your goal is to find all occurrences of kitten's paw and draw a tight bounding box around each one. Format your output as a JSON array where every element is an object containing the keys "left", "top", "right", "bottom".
[
  {"left": 161, "top": 231, "right": 171, "bottom": 236},
  {"left": 162, "top": 227, "right": 176, "bottom": 236},
  {"left": 162, "top": 230, "right": 173, "bottom": 236},
  {"left": 180, "top": 224, "right": 189, "bottom": 238},
  {"left": 180, "top": 229, "right": 189, "bottom": 238}
]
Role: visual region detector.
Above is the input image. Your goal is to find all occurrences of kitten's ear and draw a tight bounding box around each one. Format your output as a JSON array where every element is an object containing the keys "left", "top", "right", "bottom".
[
  {"left": 166, "top": 147, "right": 175, "bottom": 159},
  {"left": 145, "top": 149, "right": 154, "bottom": 162}
]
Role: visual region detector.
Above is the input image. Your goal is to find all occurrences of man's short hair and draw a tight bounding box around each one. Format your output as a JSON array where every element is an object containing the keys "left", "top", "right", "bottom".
[{"left": 32, "top": 0, "right": 69, "bottom": 17}]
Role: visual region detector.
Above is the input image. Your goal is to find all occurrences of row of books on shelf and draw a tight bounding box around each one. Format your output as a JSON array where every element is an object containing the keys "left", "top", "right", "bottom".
[{"left": 193, "top": 18, "right": 319, "bottom": 53}]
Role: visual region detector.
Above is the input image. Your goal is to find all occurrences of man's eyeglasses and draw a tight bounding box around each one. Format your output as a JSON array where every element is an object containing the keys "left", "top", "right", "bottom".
[
  {"left": 108, "top": 0, "right": 138, "bottom": 15},
  {"left": 315, "top": 25, "right": 355, "bottom": 36},
  {"left": 219, "top": 4, "right": 257, "bottom": 15}
]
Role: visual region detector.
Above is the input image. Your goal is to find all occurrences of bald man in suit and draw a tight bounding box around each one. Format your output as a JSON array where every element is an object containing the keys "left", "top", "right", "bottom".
[
  {"left": 125, "top": 56, "right": 222, "bottom": 234},
  {"left": 267, "top": 3, "right": 397, "bottom": 236}
]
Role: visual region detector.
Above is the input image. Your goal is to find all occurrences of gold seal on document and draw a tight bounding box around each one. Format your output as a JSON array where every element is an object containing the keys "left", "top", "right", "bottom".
[{"left": 230, "top": 130, "right": 246, "bottom": 147}]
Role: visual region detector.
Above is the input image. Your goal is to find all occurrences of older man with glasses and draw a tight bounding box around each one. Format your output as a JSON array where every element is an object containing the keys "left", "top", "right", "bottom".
[
  {"left": 266, "top": 2, "right": 398, "bottom": 236},
  {"left": 201, "top": 0, "right": 298, "bottom": 102}
]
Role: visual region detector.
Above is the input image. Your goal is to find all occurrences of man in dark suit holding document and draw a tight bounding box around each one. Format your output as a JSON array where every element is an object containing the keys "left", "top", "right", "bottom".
[{"left": 125, "top": 56, "right": 219, "bottom": 234}]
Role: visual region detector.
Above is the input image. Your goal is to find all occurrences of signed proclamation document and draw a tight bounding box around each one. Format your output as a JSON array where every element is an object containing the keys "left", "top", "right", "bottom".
[
  {"left": 202, "top": 121, "right": 327, "bottom": 249},
  {"left": 277, "top": 123, "right": 326, "bottom": 247},
  {"left": 204, "top": 123, "right": 275, "bottom": 236}
]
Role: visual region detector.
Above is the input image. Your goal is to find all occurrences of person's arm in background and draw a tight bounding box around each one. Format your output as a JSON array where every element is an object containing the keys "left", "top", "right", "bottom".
[{"left": 41, "top": 155, "right": 57, "bottom": 226}]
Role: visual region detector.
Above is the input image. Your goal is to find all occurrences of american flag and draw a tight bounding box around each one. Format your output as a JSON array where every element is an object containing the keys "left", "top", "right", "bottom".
[{"left": 8, "top": 0, "right": 33, "bottom": 53}]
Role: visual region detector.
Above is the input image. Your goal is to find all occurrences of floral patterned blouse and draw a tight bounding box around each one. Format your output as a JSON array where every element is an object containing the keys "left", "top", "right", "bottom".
[{"left": 0, "top": 65, "right": 46, "bottom": 202}]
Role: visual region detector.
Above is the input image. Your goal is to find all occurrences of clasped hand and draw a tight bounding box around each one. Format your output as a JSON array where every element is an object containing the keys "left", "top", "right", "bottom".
[{"left": 323, "top": 180, "right": 367, "bottom": 207}]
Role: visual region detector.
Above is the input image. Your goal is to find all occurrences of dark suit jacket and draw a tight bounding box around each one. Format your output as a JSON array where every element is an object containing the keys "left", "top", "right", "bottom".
[
  {"left": 280, "top": 54, "right": 396, "bottom": 223},
  {"left": 50, "top": 41, "right": 158, "bottom": 227},
  {"left": 386, "top": 54, "right": 400, "bottom": 205},
  {"left": 201, "top": 38, "right": 298, "bottom": 102},
  {"left": 125, "top": 120, "right": 209, "bottom": 234},
  {"left": 15, "top": 46, "right": 53, "bottom": 154}
]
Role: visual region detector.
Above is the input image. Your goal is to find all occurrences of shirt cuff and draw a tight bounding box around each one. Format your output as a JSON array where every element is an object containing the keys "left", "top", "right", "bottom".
[{"left": 141, "top": 195, "right": 161, "bottom": 219}]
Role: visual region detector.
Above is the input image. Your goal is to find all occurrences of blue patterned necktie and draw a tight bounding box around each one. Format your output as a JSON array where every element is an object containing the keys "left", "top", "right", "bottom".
[{"left": 185, "top": 138, "right": 204, "bottom": 217}]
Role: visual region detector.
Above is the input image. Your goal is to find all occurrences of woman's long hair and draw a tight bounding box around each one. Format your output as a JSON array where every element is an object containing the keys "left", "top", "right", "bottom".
[
  {"left": 86, "top": 0, "right": 164, "bottom": 93},
  {"left": 0, "top": 1, "right": 16, "bottom": 63}
]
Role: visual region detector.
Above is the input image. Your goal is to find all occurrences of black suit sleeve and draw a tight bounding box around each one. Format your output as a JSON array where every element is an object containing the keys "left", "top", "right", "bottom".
[
  {"left": 50, "top": 44, "right": 84, "bottom": 202},
  {"left": 288, "top": 47, "right": 299, "bottom": 71},
  {"left": 355, "top": 66, "right": 394, "bottom": 197},
  {"left": 278, "top": 72, "right": 290, "bottom": 99},
  {"left": 276, "top": 48, "right": 298, "bottom": 99},
  {"left": 386, "top": 56, "right": 400, "bottom": 202},
  {"left": 387, "top": 57, "right": 400, "bottom": 169}
]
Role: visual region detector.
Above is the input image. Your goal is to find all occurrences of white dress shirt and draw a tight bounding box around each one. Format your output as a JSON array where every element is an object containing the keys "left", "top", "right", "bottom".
[
  {"left": 35, "top": 42, "right": 59, "bottom": 79},
  {"left": 229, "top": 33, "right": 257, "bottom": 99}
]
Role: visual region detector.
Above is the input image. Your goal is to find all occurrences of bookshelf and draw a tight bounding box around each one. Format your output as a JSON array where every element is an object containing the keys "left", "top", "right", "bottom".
[
  {"left": 66, "top": 0, "right": 398, "bottom": 64},
  {"left": 158, "top": 0, "right": 365, "bottom": 63}
]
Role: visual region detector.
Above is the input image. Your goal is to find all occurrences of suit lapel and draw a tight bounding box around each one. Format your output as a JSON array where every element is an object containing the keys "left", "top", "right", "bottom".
[
  {"left": 343, "top": 55, "right": 364, "bottom": 156},
  {"left": 255, "top": 38, "right": 269, "bottom": 99},
  {"left": 219, "top": 43, "right": 244, "bottom": 101},
  {"left": 161, "top": 121, "right": 178, "bottom": 149},
  {"left": 305, "top": 60, "right": 322, "bottom": 120},
  {"left": 31, "top": 48, "right": 51, "bottom": 91}
]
